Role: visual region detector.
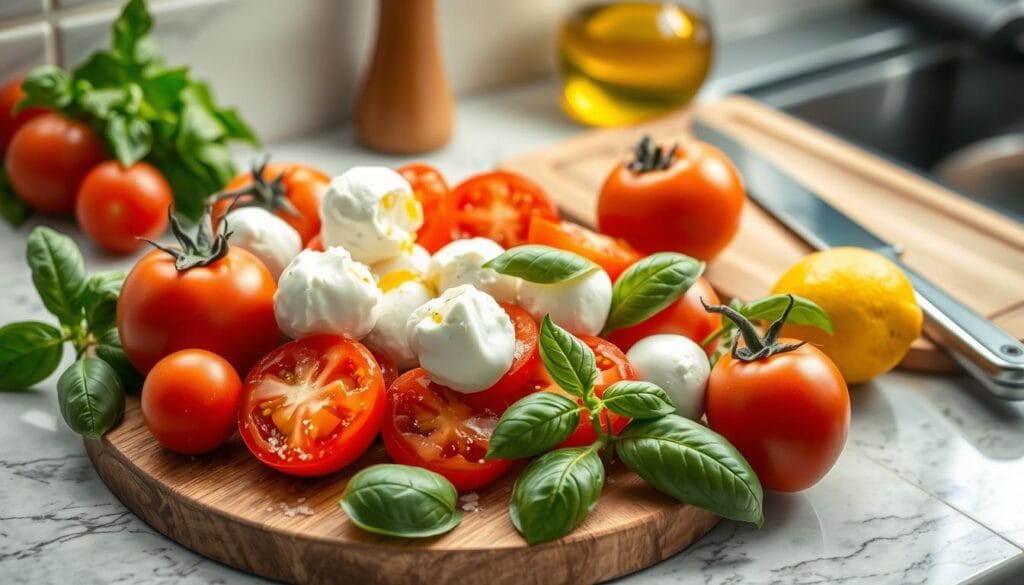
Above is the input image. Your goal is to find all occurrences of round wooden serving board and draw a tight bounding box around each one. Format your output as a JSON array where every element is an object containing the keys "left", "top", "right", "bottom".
[{"left": 86, "top": 397, "right": 720, "bottom": 585}]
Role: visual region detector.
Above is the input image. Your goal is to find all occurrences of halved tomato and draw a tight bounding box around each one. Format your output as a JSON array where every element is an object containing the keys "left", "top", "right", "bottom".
[
  {"left": 238, "top": 336, "right": 386, "bottom": 477},
  {"left": 526, "top": 217, "right": 642, "bottom": 280},
  {"left": 461, "top": 302, "right": 540, "bottom": 412},
  {"left": 527, "top": 336, "right": 637, "bottom": 447},
  {"left": 398, "top": 163, "right": 455, "bottom": 253},
  {"left": 382, "top": 368, "right": 512, "bottom": 491},
  {"left": 449, "top": 171, "right": 559, "bottom": 248}
]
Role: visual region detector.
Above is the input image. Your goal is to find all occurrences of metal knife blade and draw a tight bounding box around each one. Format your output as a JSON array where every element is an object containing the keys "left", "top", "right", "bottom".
[{"left": 693, "top": 119, "right": 1024, "bottom": 399}]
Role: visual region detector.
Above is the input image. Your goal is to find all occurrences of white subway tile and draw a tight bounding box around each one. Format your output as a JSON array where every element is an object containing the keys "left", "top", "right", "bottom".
[
  {"left": 0, "top": 0, "right": 45, "bottom": 20},
  {"left": 0, "top": 23, "right": 50, "bottom": 81}
]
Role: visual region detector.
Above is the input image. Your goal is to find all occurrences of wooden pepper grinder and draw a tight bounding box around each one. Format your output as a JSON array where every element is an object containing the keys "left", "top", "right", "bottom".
[{"left": 357, "top": 0, "right": 453, "bottom": 153}]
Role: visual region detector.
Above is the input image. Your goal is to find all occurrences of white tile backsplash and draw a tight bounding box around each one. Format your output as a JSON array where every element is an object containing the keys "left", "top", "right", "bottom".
[
  {"left": 0, "top": 0, "right": 45, "bottom": 20},
  {"left": 0, "top": 23, "right": 51, "bottom": 78}
]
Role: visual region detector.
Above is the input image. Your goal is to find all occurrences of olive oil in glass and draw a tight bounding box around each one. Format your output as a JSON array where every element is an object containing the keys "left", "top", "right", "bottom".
[{"left": 558, "top": 1, "right": 713, "bottom": 126}]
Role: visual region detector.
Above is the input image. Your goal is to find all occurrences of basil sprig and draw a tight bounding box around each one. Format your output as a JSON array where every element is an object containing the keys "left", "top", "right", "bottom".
[
  {"left": 510, "top": 446, "right": 605, "bottom": 544},
  {"left": 603, "top": 252, "right": 705, "bottom": 335},
  {"left": 0, "top": 227, "right": 138, "bottom": 437},
  {"left": 13, "top": 0, "right": 257, "bottom": 223},
  {"left": 537, "top": 315, "right": 597, "bottom": 399},
  {"left": 340, "top": 464, "right": 462, "bottom": 538},
  {"left": 483, "top": 245, "right": 598, "bottom": 284},
  {"left": 702, "top": 294, "right": 832, "bottom": 364}
]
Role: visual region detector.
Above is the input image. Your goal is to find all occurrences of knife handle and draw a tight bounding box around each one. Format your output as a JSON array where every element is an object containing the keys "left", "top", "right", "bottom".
[{"left": 897, "top": 262, "right": 1024, "bottom": 399}]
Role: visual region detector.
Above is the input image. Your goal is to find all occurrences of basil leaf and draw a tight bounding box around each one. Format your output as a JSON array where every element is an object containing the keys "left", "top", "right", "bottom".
[
  {"left": 78, "top": 86, "right": 128, "bottom": 119},
  {"left": 483, "top": 245, "right": 598, "bottom": 284},
  {"left": 26, "top": 227, "right": 86, "bottom": 326},
  {"left": 94, "top": 328, "right": 144, "bottom": 394},
  {"left": 106, "top": 114, "right": 153, "bottom": 166},
  {"left": 487, "top": 392, "right": 583, "bottom": 459},
  {"left": 138, "top": 67, "right": 188, "bottom": 112},
  {"left": 81, "top": 272, "right": 125, "bottom": 334},
  {"left": 741, "top": 294, "right": 833, "bottom": 334},
  {"left": 113, "top": 0, "right": 153, "bottom": 63},
  {"left": 0, "top": 322, "right": 65, "bottom": 391},
  {"left": 617, "top": 415, "right": 763, "bottom": 526},
  {"left": 601, "top": 381, "right": 675, "bottom": 419},
  {"left": 340, "top": 464, "right": 462, "bottom": 538},
  {"left": 538, "top": 315, "right": 597, "bottom": 399},
  {"left": 18, "top": 65, "right": 74, "bottom": 111},
  {"left": 509, "top": 447, "right": 605, "bottom": 544},
  {"left": 604, "top": 253, "right": 705, "bottom": 334},
  {"left": 0, "top": 168, "right": 30, "bottom": 227},
  {"left": 215, "top": 106, "right": 259, "bottom": 145},
  {"left": 57, "top": 357, "right": 125, "bottom": 438},
  {"left": 74, "top": 52, "right": 126, "bottom": 88}
]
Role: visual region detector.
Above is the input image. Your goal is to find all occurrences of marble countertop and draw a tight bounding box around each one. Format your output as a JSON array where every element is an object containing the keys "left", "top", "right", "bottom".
[{"left": 3, "top": 82, "right": 1024, "bottom": 585}]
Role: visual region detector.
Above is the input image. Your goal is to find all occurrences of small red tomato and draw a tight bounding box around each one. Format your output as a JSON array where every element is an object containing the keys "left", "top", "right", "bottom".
[
  {"left": 607, "top": 277, "right": 722, "bottom": 352},
  {"left": 75, "top": 161, "right": 173, "bottom": 254},
  {"left": 141, "top": 349, "right": 242, "bottom": 455},
  {"left": 0, "top": 77, "right": 46, "bottom": 157},
  {"left": 215, "top": 161, "right": 329, "bottom": 245},
  {"left": 598, "top": 136, "right": 745, "bottom": 261},
  {"left": 5, "top": 112, "right": 106, "bottom": 214}
]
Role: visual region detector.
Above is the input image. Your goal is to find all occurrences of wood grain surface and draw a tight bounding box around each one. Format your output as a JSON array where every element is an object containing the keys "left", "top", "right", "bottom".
[
  {"left": 500, "top": 96, "right": 1024, "bottom": 373},
  {"left": 86, "top": 397, "right": 720, "bottom": 585}
]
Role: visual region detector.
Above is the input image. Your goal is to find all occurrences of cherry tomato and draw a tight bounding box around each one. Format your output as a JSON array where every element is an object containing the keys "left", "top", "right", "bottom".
[
  {"left": 216, "top": 161, "right": 329, "bottom": 245},
  {"left": 239, "top": 336, "right": 386, "bottom": 477},
  {"left": 5, "top": 112, "right": 106, "bottom": 214},
  {"left": 607, "top": 277, "right": 722, "bottom": 353},
  {"left": 598, "top": 138, "right": 745, "bottom": 261},
  {"left": 382, "top": 368, "right": 512, "bottom": 491},
  {"left": 529, "top": 336, "right": 636, "bottom": 447},
  {"left": 117, "top": 245, "right": 279, "bottom": 374},
  {"left": 706, "top": 339, "right": 849, "bottom": 492},
  {"left": 526, "top": 217, "right": 641, "bottom": 280},
  {"left": 449, "top": 171, "right": 559, "bottom": 248},
  {"left": 398, "top": 163, "right": 455, "bottom": 253},
  {"left": 75, "top": 161, "right": 173, "bottom": 254},
  {"left": 461, "top": 302, "right": 540, "bottom": 412},
  {"left": 0, "top": 77, "right": 46, "bottom": 157},
  {"left": 141, "top": 349, "right": 242, "bottom": 455}
]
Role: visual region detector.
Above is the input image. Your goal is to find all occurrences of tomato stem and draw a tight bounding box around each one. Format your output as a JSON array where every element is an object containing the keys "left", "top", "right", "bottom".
[
  {"left": 626, "top": 135, "right": 679, "bottom": 174},
  {"left": 142, "top": 205, "right": 231, "bottom": 271},
  {"left": 701, "top": 295, "right": 806, "bottom": 362},
  {"left": 212, "top": 156, "right": 300, "bottom": 218}
]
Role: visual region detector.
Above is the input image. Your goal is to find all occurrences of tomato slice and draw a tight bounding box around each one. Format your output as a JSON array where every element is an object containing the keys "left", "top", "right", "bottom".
[
  {"left": 398, "top": 163, "right": 456, "bottom": 253},
  {"left": 383, "top": 369, "right": 512, "bottom": 491},
  {"left": 449, "top": 171, "right": 559, "bottom": 248},
  {"left": 238, "top": 336, "right": 386, "bottom": 477},
  {"left": 527, "top": 217, "right": 642, "bottom": 280},
  {"left": 460, "top": 302, "right": 540, "bottom": 412},
  {"left": 526, "top": 336, "right": 637, "bottom": 447}
]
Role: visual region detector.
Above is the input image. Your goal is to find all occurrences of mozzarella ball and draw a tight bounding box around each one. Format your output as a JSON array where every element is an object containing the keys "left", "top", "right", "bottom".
[
  {"left": 371, "top": 243, "right": 431, "bottom": 281},
  {"left": 517, "top": 268, "right": 612, "bottom": 336},
  {"left": 320, "top": 167, "right": 423, "bottom": 265},
  {"left": 627, "top": 334, "right": 710, "bottom": 420},
  {"left": 427, "top": 238, "right": 519, "bottom": 302},
  {"left": 222, "top": 207, "right": 301, "bottom": 280},
  {"left": 364, "top": 280, "right": 434, "bottom": 369},
  {"left": 274, "top": 248, "right": 382, "bottom": 340},
  {"left": 406, "top": 285, "right": 515, "bottom": 393}
]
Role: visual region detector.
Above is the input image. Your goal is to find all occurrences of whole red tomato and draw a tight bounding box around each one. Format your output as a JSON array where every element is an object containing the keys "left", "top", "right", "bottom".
[
  {"left": 0, "top": 77, "right": 46, "bottom": 157},
  {"left": 75, "top": 161, "right": 173, "bottom": 254},
  {"left": 5, "top": 112, "right": 106, "bottom": 214},
  {"left": 398, "top": 162, "right": 454, "bottom": 253},
  {"left": 215, "top": 161, "right": 329, "bottom": 245},
  {"left": 142, "top": 349, "right": 242, "bottom": 455},
  {"left": 117, "top": 211, "right": 280, "bottom": 374},
  {"left": 598, "top": 136, "right": 745, "bottom": 261},
  {"left": 704, "top": 298, "right": 849, "bottom": 492},
  {"left": 608, "top": 277, "right": 722, "bottom": 352},
  {"left": 239, "top": 336, "right": 386, "bottom": 477}
]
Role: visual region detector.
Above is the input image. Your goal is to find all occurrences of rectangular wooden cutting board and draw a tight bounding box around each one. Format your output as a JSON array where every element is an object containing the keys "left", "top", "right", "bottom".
[{"left": 500, "top": 96, "right": 1024, "bottom": 373}]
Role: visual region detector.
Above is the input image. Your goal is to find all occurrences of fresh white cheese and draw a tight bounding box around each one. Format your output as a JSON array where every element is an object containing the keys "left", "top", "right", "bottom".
[
  {"left": 370, "top": 243, "right": 431, "bottom": 281},
  {"left": 364, "top": 279, "right": 434, "bottom": 370},
  {"left": 517, "top": 268, "right": 612, "bottom": 336},
  {"left": 320, "top": 167, "right": 423, "bottom": 265},
  {"left": 426, "top": 238, "right": 519, "bottom": 303},
  {"left": 221, "top": 207, "right": 301, "bottom": 280},
  {"left": 406, "top": 284, "right": 515, "bottom": 393},
  {"left": 274, "top": 247, "right": 382, "bottom": 340},
  {"left": 626, "top": 334, "right": 710, "bottom": 420}
]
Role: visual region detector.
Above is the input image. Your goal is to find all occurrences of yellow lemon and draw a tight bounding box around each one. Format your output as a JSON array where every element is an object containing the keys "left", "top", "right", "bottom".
[{"left": 771, "top": 247, "right": 922, "bottom": 384}]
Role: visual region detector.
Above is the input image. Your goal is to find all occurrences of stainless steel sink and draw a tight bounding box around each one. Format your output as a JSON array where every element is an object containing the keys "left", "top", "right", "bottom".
[{"left": 747, "top": 43, "right": 1024, "bottom": 223}]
